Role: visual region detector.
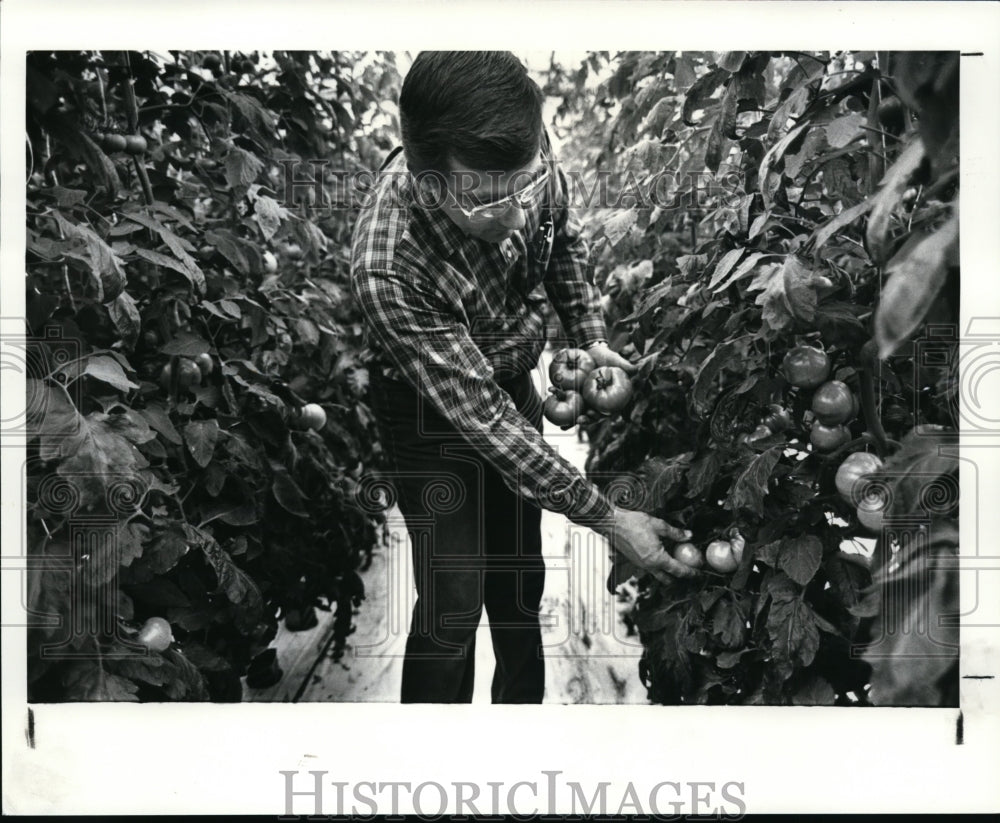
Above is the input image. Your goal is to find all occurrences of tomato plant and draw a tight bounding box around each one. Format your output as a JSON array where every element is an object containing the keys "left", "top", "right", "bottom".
[
  {"left": 835, "top": 452, "right": 884, "bottom": 502},
  {"left": 25, "top": 51, "right": 399, "bottom": 701},
  {"left": 547, "top": 50, "right": 959, "bottom": 705}
]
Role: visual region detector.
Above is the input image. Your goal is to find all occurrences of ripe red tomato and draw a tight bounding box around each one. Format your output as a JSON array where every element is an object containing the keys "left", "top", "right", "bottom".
[
  {"left": 124, "top": 135, "right": 148, "bottom": 155},
  {"left": 809, "top": 421, "right": 850, "bottom": 452},
  {"left": 782, "top": 345, "right": 831, "bottom": 388},
  {"left": 299, "top": 403, "right": 327, "bottom": 431},
  {"left": 137, "top": 617, "right": 173, "bottom": 652},
  {"left": 543, "top": 389, "right": 585, "bottom": 427},
  {"left": 581, "top": 366, "right": 633, "bottom": 414},
  {"left": 159, "top": 359, "right": 202, "bottom": 392},
  {"left": 549, "top": 348, "right": 596, "bottom": 391},
  {"left": 193, "top": 352, "right": 214, "bottom": 378},
  {"left": 673, "top": 542, "right": 704, "bottom": 569},
  {"left": 835, "top": 452, "right": 884, "bottom": 503},
  {"left": 812, "top": 380, "right": 855, "bottom": 425},
  {"left": 705, "top": 540, "right": 739, "bottom": 573},
  {"left": 101, "top": 133, "right": 127, "bottom": 153}
]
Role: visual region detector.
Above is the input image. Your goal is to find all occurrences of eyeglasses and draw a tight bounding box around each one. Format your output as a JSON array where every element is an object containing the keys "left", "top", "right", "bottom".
[{"left": 451, "top": 167, "right": 550, "bottom": 222}]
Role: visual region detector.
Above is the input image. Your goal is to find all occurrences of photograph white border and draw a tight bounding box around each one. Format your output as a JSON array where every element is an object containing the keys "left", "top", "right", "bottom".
[{"left": 3, "top": 0, "right": 999, "bottom": 815}]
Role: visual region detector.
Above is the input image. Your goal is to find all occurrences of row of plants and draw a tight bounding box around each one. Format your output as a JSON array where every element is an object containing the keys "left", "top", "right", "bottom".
[
  {"left": 542, "top": 51, "right": 959, "bottom": 705},
  {"left": 25, "top": 50, "right": 401, "bottom": 700}
]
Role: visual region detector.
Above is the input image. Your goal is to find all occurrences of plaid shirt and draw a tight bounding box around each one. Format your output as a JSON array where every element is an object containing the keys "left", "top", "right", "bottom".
[{"left": 350, "top": 145, "right": 614, "bottom": 528}]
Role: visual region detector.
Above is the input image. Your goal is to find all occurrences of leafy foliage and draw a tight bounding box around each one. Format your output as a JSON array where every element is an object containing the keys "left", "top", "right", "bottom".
[
  {"left": 26, "top": 51, "right": 399, "bottom": 700},
  {"left": 545, "top": 51, "right": 959, "bottom": 705}
]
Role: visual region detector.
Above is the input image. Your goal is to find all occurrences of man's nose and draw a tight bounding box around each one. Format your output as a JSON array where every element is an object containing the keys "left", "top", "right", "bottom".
[{"left": 497, "top": 202, "right": 527, "bottom": 231}]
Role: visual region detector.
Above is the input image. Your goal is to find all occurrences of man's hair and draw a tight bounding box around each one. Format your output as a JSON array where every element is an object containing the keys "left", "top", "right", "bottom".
[{"left": 399, "top": 51, "right": 544, "bottom": 176}]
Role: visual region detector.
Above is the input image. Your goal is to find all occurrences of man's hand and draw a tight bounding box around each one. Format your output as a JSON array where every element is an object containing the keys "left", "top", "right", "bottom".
[
  {"left": 586, "top": 342, "right": 637, "bottom": 375},
  {"left": 601, "top": 508, "right": 698, "bottom": 584}
]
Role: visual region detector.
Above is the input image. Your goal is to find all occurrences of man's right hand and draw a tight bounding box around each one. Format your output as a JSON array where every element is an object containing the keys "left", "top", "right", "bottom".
[{"left": 601, "top": 508, "right": 699, "bottom": 584}]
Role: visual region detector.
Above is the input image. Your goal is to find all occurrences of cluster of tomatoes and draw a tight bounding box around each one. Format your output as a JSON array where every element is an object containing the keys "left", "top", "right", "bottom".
[
  {"left": 543, "top": 348, "right": 633, "bottom": 427},
  {"left": 780, "top": 344, "right": 860, "bottom": 452},
  {"left": 158, "top": 353, "right": 327, "bottom": 431},
  {"left": 92, "top": 129, "right": 147, "bottom": 155},
  {"left": 671, "top": 530, "right": 746, "bottom": 574},
  {"left": 737, "top": 344, "right": 860, "bottom": 452}
]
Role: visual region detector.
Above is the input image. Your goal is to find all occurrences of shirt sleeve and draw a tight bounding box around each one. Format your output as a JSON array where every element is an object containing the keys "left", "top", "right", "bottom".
[
  {"left": 353, "top": 267, "right": 614, "bottom": 530},
  {"left": 542, "top": 155, "right": 608, "bottom": 348}
]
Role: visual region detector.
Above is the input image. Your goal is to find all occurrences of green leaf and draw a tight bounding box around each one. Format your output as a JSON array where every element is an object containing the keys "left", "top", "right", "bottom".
[
  {"left": 706, "top": 248, "right": 746, "bottom": 290},
  {"left": 682, "top": 67, "right": 728, "bottom": 125},
  {"left": 874, "top": 210, "right": 958, "bottom": 359},
  {"left": 704, "top": 83, "right": 738, "bottom": 173},
  {"left": 824, "top": 551, "right": 873, "bottom": 610},
  {"left": 754, "top": 540, "right": 783, "bottom": 567},
  {"left": 824, "top": 113, "right": 867, "bottom": 149},
  {"left": 692, "top": 340, "right": 741, "bottom": 417},
  {"left": 193, "top": 527, "right": 264, "bottom": 628},
  {"left": 253, "top": 195, "right": 285, "bottom": 242},
  {"left": 778, "top": 535, "right": 823, "bottom": 585},
  {"left": 711, "top": 251, "right": 773, "bottom": 293},
  {"left": 140, "top": 526, "right": 190, "bottom": 575},
  {"left": 221, "top": 90, "right": 277, "bottom": 138},
  {"left": 716, "top": 52, "right": 747, "bottom": 73},
  {"left": 638, "top": 453, "right": 693, "bottom": 508},
  {"left": 865, "top": 138, "right": 926, "bottom": 264},
  {"left": 138, "top": 404, "right": 182, "bottom": 445},
  {"left": 747, "top": 255, "right": 817, "bottom": 332},
  {"left": 684, "top": 450, "right": 726, "bottom": 499},
  {"left": 122, "top": 207, "right": 205, "bottom": 293},
  {"left": 161, "top": 649, "right": 210, "bottom": 700},
  {"left": 780, "top": 255, "right": 819, "bottom": 323},
  {"left": 83, "top": 355, "right": 139, "bottom": 393},
  {"left": 809, "top": 199, "right": 873, "bottom": 252},
  {"left": 759, "top": 123, "right": 809, "bottom": 209},
  {"left": 784, "top": 127, "right": 827, "bottom": 180},
  {"left": 161, "top": 331, "right": 211, "bottom": 357},
  {"left": 710, "top": 598, "right": 745, "bottom": 648},
  {"left": 766, "top": 592, "right": 820, "bottom": 679},
  {"left": 272, "top": 471, "right": 309, "bottom": 516},
  {"left": 111, "top": 654, "right": 171, "bottom": 688},
  {"left": 134, "top": 247, "right": 203, "bottom": 287},
  {"left": 791, "top": 673, "right": 836, "bottom": 705},
  {"left": 603, "top": 207, "right": 638, "bottom": 246},
  {"left": 55, "top": 413, "right": 148, "bottom": 508},
  {"left": 205, "top": 229, "right": 251, "bottom": 274},
  {"left": 108, "top": 292, "right": 142, "bottom": 348},
  {"left": 184, "top": 419, "right": 220, "bottom": 468},
  {"left": 51, "top": 211, "right": 127, "bottom": 299},
  {"left": 225, "top": 146, "right": 265, "bottom": 190},
  {"left": 62, "top": 663, "right": 140, "bottom": 701},
  {"left": 728, "top": 445, "right": 782, "bottom": 516}
]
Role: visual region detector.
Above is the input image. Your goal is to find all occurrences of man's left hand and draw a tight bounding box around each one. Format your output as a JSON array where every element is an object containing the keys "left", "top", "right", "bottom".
[{"left": 586, "top": 342, "right": 636, "bottom": 374}]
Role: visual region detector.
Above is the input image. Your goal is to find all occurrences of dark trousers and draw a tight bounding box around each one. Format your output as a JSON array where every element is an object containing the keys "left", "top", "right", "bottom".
[{"left": 368, "top": 370, "right": 546, "bottom": 703}]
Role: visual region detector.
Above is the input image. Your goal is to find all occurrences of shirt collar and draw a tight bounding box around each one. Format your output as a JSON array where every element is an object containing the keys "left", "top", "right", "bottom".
[{"left": 380, "top": 149, "right": 468, "bottom": 260}]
